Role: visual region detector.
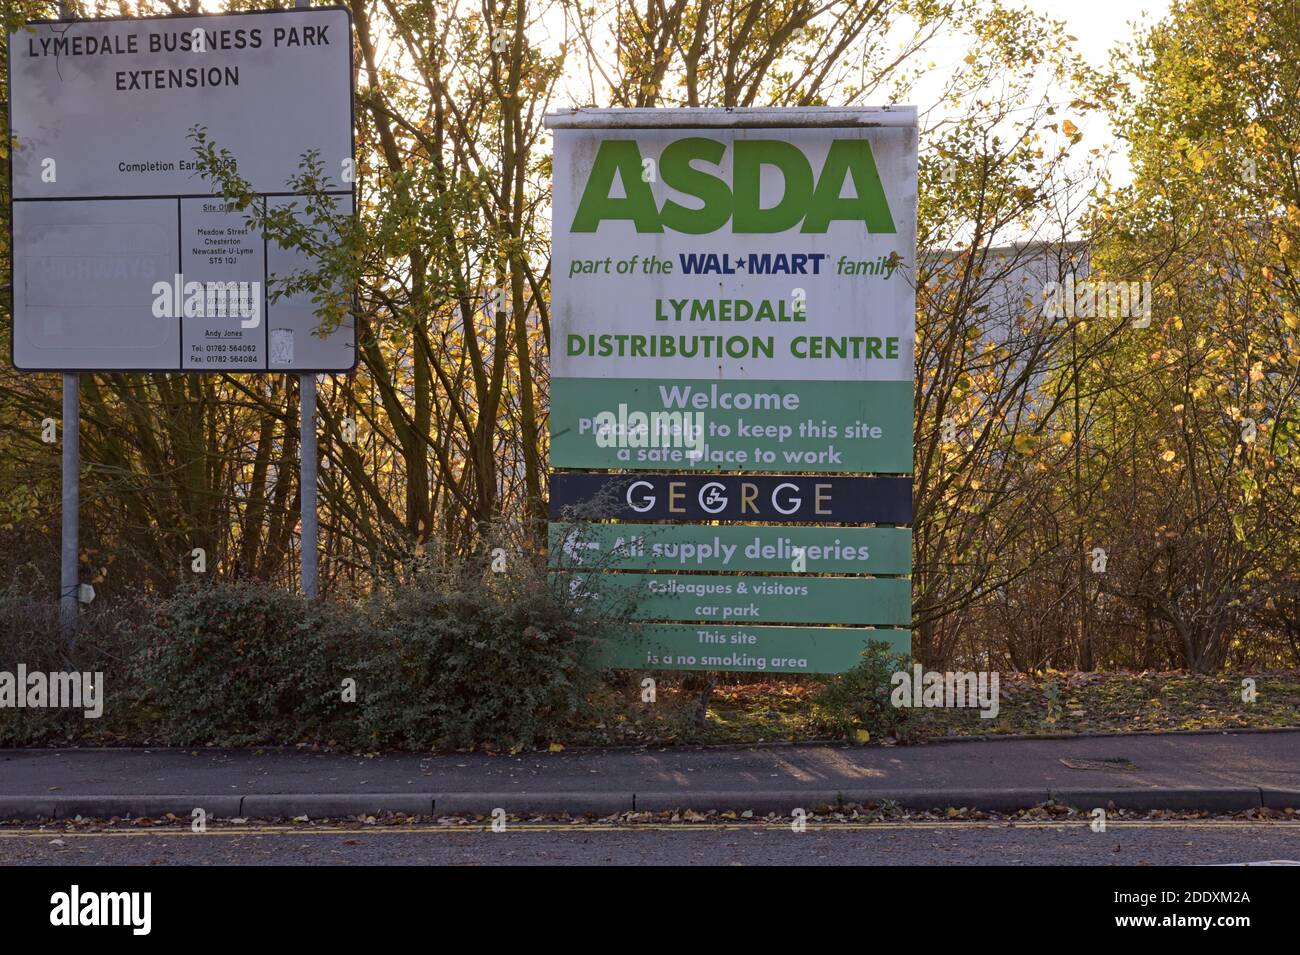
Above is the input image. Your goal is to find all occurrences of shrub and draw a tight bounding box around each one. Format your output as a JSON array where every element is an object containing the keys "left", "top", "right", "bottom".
[
  {"left": 127, "top": 551, "right": 617, "bottom": 749},
  {"left": 351, "top": 556, "right": 612, "bottom": 749},
  {"left": 0, "top": 570, "right": 138, "bottom": 744},
  {"left": 7, "top": 537, "right": 622, "bottom": 750},
  {"left": 812, "top": 640, "right": 913, "bottom": 741},
  {"left": 133, "top": 581, "right": 362, "bottom": 745}
]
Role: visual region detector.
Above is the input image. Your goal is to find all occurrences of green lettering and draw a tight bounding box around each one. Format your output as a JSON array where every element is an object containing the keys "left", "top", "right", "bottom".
[
  {"left": 802, "top": 139, "right": 896, "bottom": 233},
  {"left": 571, "top": 140, "right": 661, "bottom": 232},
  {"left": 659, "top": 137, "right": 731, "bottom": 234},
  {"left": 733, "top": 141, "right": 814, "bottom": 233}
]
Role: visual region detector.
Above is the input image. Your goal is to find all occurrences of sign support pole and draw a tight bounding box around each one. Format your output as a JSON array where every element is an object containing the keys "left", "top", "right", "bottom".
[
  {"left": 300, "top": 373, "right": 318, "bottom": 598},
  {"left": 60, "top": 373, "right": 79, "bottom": 634},
  {"left": 295, "top": 0, "right": 319, "bottom": 600},
  {"left": 56, "top": 2, "right": 79, "bottom": 637}
]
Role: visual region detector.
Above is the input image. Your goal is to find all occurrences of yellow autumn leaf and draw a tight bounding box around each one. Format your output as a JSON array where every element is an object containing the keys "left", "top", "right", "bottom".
[
  {"left": 1161, "top": 449, "right": 1177, "bottom": 462},
  {"left": 548, "top": 742, "right": 564, "bottom": 753},
  {"left": 1062, "top": 119, "right": 1079, "bottom": 137},
  {"left": 855, "top": 729, "right": 871, "bottom": 743}
]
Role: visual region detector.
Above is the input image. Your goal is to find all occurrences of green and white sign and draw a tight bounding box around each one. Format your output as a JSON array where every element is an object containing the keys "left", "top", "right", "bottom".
[
  {"left": 552, "top": 378, "right": 911, "bottom": 471},
  {"left": 546, "top": 107, "right": 916, "bottom": 674},
  {"left": 549, "top": 108, "right": 917, "bottom": 473}
]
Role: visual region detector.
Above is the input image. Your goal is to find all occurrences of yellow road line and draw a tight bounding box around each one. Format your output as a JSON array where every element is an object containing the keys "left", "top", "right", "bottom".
[{"left": 2, "top": 820, "right": 1298, "bottom": 837}]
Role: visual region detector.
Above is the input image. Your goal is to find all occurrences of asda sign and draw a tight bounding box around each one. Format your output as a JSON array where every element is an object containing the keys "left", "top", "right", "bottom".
[
  {"left": 550, "top": 114, "right": 917, "bottom": 460},
  {"left": 572, "top": 138, "right": 897, "bottom": 234}
]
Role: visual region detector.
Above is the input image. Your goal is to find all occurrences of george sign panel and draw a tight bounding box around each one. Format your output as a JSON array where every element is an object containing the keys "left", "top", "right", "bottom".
[
  {"left": 7, "top": 8, "right": 355, "bottom": 372},
  {"left": 549, "top": 472, "right": 912, "bottom": 524}
]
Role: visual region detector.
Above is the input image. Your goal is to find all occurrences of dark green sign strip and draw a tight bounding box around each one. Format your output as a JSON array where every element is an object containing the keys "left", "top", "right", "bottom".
[
  {"left": 550, "top": 522, "right": 911, "bottom": 574},
  {"left": 566, "top": 571, "right": 910, "bottom": 625},
  {"left": 599, "top": 624, "right": 911, "bottom": 674}
]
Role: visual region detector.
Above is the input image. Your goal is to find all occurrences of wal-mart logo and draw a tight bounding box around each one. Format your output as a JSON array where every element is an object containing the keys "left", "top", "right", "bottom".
[{"left": 571, "top": 138, "right": 896, "bottom": 235}]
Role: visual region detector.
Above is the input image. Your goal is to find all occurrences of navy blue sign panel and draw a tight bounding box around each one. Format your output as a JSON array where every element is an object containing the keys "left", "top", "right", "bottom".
[{"left": 549, "top": 472, "right": 911, "bottom": 524}]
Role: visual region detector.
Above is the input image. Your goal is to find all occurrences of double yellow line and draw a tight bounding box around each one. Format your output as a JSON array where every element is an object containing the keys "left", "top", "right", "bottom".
[{"left": 3, "top": 820, "right": 1298, "bottom": 837}]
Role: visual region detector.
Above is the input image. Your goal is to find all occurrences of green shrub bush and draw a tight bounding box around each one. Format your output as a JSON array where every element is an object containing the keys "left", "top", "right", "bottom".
[
  {"left": 133, "top": 580, "right": 361, "bottom": 745},
  {"left": 3, "top": 530, "right": 626, "bottom": 750},
  {"left": 123, "top": 549, "right": 619, "bottom": 749},
  {"left": 812, "top": 640, "right": 914, "bottom": 741},
  {"left": 0, "top": 570, "right": 139, "bottom": 744},
  {"left": 351, "top": 561, "right": 611, "bottom": 749}
]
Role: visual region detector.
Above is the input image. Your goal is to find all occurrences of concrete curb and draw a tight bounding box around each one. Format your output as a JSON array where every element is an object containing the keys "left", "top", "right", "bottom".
[
  {"left": 241, "top": 794, "right": 436, "bottom": 817},
  {"left": 0, "top": 795, "right": 244, "bottom": 820},
  {"left": 1260, "top": 788, "right": 1300, "bottom": 810},
  {"left": 2, "top": 786, "right": 1292, "bottom": 820},
  {"left": 1044, "top": 787, "right": 1264, "bottom": 812},
  {"left": 432, "top": 793, "right": 630, "bottom": 815}
]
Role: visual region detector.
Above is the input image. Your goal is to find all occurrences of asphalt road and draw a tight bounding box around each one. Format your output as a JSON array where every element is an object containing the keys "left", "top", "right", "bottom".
[{"left": 3, "top": 821, "right": 1298, "bottom": 865}]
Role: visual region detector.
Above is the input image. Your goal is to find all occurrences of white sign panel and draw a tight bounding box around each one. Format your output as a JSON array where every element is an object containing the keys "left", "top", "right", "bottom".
[
  {"left": 547, "top": 107, "right": 917, "bottom": 473},
  {"left": 7, "top": 8, "right": 355, "bottom": 371}
]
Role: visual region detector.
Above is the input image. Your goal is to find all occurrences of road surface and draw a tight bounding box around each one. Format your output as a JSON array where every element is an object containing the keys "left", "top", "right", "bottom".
[{"left": 3, "top": 820, "right": 1297, "bottom": 865}]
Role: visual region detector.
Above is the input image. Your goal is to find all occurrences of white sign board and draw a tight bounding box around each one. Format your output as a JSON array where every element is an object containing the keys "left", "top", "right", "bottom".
[
  {"left": 548, "top": 108, "right": 917, "bottom": 473},
  {"left": 7, "top": 8, "right": 355, "bottom": 372}
]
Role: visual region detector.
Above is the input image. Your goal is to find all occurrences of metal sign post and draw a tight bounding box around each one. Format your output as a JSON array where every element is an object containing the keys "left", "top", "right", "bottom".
[
  {"left": 296, "top": 0, "right": 318, "bottom": 600},
  {"left": 300, "top": 373, "right": 318, "bottom": 597},
  {"left": 60, "top": 373, "right": 78, "bottom": 633},
  {"left": 56, "top": 2, "right": 78, "bottom": 636}
]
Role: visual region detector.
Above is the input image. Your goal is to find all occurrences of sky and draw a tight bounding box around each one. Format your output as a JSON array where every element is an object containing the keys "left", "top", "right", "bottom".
[
  {"left": 188, "top": 0, "right": 1172, "bottom": 190},
  {"left": 911, "top": 0, "right": 1172, "bottom": 134},
  {"left": 1024, "top": 0, "right": 1172, "bottom": 183},
  {"left": 896, "top": 0, "right": 1172, "bottom": 201},
  {"left": 1020, "top": 0, "right": 1172, "bottom": 135}
]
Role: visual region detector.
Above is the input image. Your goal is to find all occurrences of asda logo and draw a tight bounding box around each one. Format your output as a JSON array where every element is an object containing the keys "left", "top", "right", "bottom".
[{"left": 571, "top": 137, "right": 896, "bottom": 235}]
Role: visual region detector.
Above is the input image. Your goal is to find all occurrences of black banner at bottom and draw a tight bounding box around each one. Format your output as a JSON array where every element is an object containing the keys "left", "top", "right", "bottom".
[{"left": 0, "top": 863, "right": 1287, "bottom": 939}]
